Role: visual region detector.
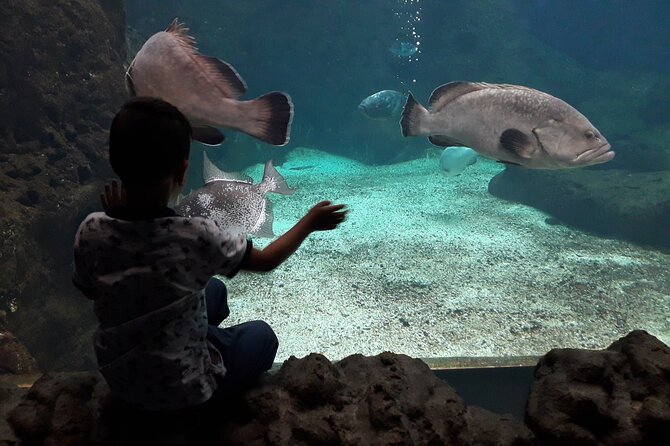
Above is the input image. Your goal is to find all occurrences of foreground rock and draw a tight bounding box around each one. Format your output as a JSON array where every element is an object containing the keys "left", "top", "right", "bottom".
[
  {"left": 3, "top": 352, "right": 534, "bottom": 446},
  {"left": 0, "top": 311, "right": 38, "bottom": 375},
  {"left": 526, "top": 330, "right": 670, "bottom": 445},
  {"left": 488, "top": 167, "right": 670, "bottom": 250}
]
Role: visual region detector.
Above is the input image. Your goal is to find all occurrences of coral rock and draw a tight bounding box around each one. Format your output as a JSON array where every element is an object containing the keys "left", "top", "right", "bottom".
[
  {"left": 526, "top": 330, "right": 670, "bottom": 445},
  {"left": 3, "top": 353, "right": 534, "bottom": 446}
]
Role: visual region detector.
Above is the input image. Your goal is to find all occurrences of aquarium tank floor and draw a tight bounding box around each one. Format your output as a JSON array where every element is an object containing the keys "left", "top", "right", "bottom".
[{"left": 217, "top": 147, "right": 670, "bottom": 363}]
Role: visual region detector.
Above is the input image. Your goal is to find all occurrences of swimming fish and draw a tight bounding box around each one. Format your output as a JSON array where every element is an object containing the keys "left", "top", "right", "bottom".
[
  {"left": 175, "top": 154, "right": 295, "bottom": 237},
  {"left": 389, "top": 40, "right": 418, "bottom": 58},
  {"left": 401, "top": 82, "right": 614, "bottom": 169},
  {"left": 439, "top": 147, "right": 478, "bottom": 176},
  {"left": 358, "top": 90, "right": 406, "bottom": 120},
  {"left": 126, "top": 19, "right": 293, "bottom": 146}
]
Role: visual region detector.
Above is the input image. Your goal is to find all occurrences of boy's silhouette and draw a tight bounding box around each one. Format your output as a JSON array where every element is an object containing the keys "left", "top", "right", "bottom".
[{"left": 73, "top": 97, "right": 347, "bottom": 411}]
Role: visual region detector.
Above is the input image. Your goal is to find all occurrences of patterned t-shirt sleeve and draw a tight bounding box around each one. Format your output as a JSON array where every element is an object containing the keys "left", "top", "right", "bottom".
[{"left": 197, "top": 219, "right": 250, "bottom": 278}]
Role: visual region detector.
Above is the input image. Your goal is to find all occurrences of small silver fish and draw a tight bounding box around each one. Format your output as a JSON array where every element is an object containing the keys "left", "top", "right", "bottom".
[
  {"left": 401, "top": 82, "right": 614, "bottom": 169},
  {"left": 358, "top": 90, "right": 407, "bottom": 120},
  {"left": 175, "top": 154, "right": 295, "bottom": 237},
  {"left": 126, "top": 19, "right": 293, "bottom": 146},
  {"left": 389, "top": 40, "right": 418, "bottom": 58},
  {"left": 439, "top": 147, "right": 478, "bottom": 176}
]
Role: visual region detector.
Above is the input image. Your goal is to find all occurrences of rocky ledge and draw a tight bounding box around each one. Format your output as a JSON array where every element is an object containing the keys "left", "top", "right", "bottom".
[
  {"left": 527, "top": 330, "right": 670, "bottom": 446},
  {"left": 1, "top": 330, "right": 669, "bottom": 445},
  {"left": 0, "top": 352, "right": 533, "bottom": 446}
]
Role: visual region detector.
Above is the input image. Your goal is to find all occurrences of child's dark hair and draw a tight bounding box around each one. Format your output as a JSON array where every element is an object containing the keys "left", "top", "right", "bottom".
[{"left": 109, "top": 97, "right": 192, "bottom": 187}]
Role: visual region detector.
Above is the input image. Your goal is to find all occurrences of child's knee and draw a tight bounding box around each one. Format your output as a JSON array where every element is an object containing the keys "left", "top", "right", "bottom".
[
  {"left": 205, "top": 277, "right": 227, "bottom": 297},
  {"left": 253, "top": 320, "right": 278, "bottom": 345}
]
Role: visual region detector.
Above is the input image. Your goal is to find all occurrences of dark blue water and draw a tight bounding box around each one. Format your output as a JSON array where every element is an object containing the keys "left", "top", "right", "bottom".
[{"left": 125, "top": 0, "right": 670, "bottom": 173}]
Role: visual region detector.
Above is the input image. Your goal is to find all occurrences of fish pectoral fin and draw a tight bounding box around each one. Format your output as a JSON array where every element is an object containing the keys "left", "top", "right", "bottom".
[
  {"left": 192, "top": 126, "right": 225, "bottom": 146},
  {"left": 200, "top": 55, "right": 248, "bottom": 98},
  {"left": 497, "top": 160, "right": 523, "bottom": 167},
  {"left": 429, "top": 135, "right": 463, "bottom": 147},
  {"left": 124, "top": 64, "right": 136, "bottom": 96},
  {"left": 499, "top": 128, "right": 535, "bottom": 159}
]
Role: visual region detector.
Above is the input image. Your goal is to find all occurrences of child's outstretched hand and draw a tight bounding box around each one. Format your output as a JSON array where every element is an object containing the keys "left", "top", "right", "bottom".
[
  {"left": 304, "top": 201, "right": 348, "bottom": 231},
  {"left": 100, "top": 180, "right": 127, "bottom": 212}
]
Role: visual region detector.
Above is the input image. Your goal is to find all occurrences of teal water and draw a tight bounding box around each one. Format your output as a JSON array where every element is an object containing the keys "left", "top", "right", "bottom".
[{"left": 120, "top": 0, "right": 670, "bottom": 361}]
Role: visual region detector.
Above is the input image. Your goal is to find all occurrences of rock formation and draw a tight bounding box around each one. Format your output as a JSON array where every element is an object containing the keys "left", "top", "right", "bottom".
[
  {"left": 0, "top": 311, "right": 38, "bottom": 375},
  {"left": 527, "top": 330, "right": 670, "bottom": 445},
  {"left": 0, "top": 0, "right": 127, "bottom": 370},
  {"left": 3, "top": 331, "right": 670, "bottom": 445},
  {"left": 2, "top": 352, "right": 534, "bottom": 446}
]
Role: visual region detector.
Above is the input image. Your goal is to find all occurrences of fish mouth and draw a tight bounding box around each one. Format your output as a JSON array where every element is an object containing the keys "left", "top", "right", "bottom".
[{"left": 573, "top": 143, "right": 615, "bottom": 165}]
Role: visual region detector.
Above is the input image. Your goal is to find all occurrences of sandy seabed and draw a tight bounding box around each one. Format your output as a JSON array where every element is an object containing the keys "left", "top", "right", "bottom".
[{"left": 219, "top": 147, "right": 670, "bottom": 363}]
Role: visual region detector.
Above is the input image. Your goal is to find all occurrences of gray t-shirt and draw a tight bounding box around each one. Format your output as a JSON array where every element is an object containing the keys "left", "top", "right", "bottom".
[{"left": 73, "top": 210, "right": 248, "bottom": 410}]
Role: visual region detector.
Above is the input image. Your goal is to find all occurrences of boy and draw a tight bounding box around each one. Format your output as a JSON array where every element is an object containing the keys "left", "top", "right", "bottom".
[{"left": 73, "top": 97, "right": 347, "bottom": 411}]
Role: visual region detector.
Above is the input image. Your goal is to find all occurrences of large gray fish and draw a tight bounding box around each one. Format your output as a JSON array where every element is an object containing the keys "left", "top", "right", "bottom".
[
  {"left": 401, "top": 82, "right": 614, "bottom": 169},
  {"left": 358, "top": 90, "right": 406, "bottom": 120},
  {"left": 175, "top": 154, "right": 295, "bottom": 237},
  {"left": 126, "top": 20, "right": 293, "bottom": 146}
]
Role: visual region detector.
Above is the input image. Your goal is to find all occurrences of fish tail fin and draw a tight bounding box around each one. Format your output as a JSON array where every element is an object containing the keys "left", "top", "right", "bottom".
[
  {"left": 256, "top": 200, "right": 275, "bottom": 238},
  {"left": 400, "top": 92, "right": 429, "bottom": 137},
  {"left": 238, "top": 92, "right": 294, "bottom": 146},
  {"left": 262, "top": 160, "right": 296, "bottom": 195}
]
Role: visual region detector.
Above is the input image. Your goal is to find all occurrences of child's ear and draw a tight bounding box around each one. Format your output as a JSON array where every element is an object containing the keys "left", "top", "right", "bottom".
[{"left": 176, "top": 159, "right": 189, "bottom": 186}]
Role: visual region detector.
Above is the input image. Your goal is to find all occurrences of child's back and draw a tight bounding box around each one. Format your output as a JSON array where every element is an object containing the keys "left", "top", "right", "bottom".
[{"left": 73, "top": 97, "right": 347, "bottom": 411}]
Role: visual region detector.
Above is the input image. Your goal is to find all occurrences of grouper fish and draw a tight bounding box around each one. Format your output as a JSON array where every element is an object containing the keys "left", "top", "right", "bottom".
[
  {"left": 358, "top": 90, "right": 406, "bottom": 121},
  {"left": 401, "top": 82, "right": 614, "bottom": 169},
  {"left": 126, "top": 19, "right": 293, "bottom": 146},
  {"left": 175, "top": 154, "right": 295, "bottom": 237}
]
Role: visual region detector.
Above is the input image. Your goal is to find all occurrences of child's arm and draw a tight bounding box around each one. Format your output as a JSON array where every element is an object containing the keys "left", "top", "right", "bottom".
[{"left": 240, "top": 200, "right": 347, "bottom": 272}]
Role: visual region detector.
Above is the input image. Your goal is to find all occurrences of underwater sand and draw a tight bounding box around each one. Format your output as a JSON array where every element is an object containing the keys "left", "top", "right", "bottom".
[{"left": 221, "top": 147, "right": 670, "bottom": 363}]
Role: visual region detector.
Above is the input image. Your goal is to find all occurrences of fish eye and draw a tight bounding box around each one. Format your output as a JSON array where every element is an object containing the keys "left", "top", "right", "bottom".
[{"left": 585, "top": 130, "right": 595, "bottom": 140}]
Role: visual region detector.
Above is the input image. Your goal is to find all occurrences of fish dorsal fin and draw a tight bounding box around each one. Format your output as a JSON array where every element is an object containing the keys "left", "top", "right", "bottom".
[
  {"left": 428, "top": 81, "right": 488, "bottom": 111},
  {"left": 165, "top": 19, "right": 247, "bottom": 99},
  {"left": 429, "top": 135, "right": 465, "bottom": 147},
  {"left": 165, "top": 19, "right": 196, "bottom": 49},
  {"left": 202, "top": 152, "right": 252, "bottom": 184},
  {"left": 261, "top": 160, "right": 296, "bottom": 195}
]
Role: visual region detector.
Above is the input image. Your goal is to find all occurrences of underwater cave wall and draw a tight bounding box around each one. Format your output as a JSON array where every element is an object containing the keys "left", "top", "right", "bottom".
[{"left": 0, "top": 0, "right": 128, "bottom": 370}]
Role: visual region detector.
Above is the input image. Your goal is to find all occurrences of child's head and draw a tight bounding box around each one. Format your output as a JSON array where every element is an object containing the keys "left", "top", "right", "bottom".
[{"left": 109, "top": 97, "right": 192, "bottom": 190}]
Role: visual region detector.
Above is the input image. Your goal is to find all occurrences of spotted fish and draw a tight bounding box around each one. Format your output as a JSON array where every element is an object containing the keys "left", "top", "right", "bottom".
[
  {"left": 175, "top": 154, "right": 295, "bottom": 237},
  {"left": 126, "top": 19, "right": 293, "bottom": 146},
  {"left": 358, "top": 90, "right": 406, "bottom": 121},
  {"left": 401, "top": 82, "right": 614, "bottom": 169}
]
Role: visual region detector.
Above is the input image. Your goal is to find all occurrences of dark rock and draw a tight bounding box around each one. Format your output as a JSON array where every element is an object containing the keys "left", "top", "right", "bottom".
[
  {"left": 77, "top": 164, "right": 93, "bottom": 183},
  {"left": 526, "top": 330, "right": 670, "bottom": 445},
  {"left": 488, "top": 167, "right": 670, "bottom": 250},
  {"left": 0, "top": 0, "right": 126, "bottom": 371},
  {"left": 223, "top": 352, "right": 534, "bottom": 445},
  {"left": 0, "top": 311, "right": 39, "bottom": 375},
  {"left": 3, "top": 353, "right": 534, "bottom": 446},
  {"left": 16, "top": 190, "right": 39, "bottom": 207}
]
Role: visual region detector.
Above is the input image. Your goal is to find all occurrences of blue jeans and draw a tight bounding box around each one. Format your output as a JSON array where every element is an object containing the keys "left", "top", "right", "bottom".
[{"left": 204, "top": 278, "right": 278, "bottom": 399}]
